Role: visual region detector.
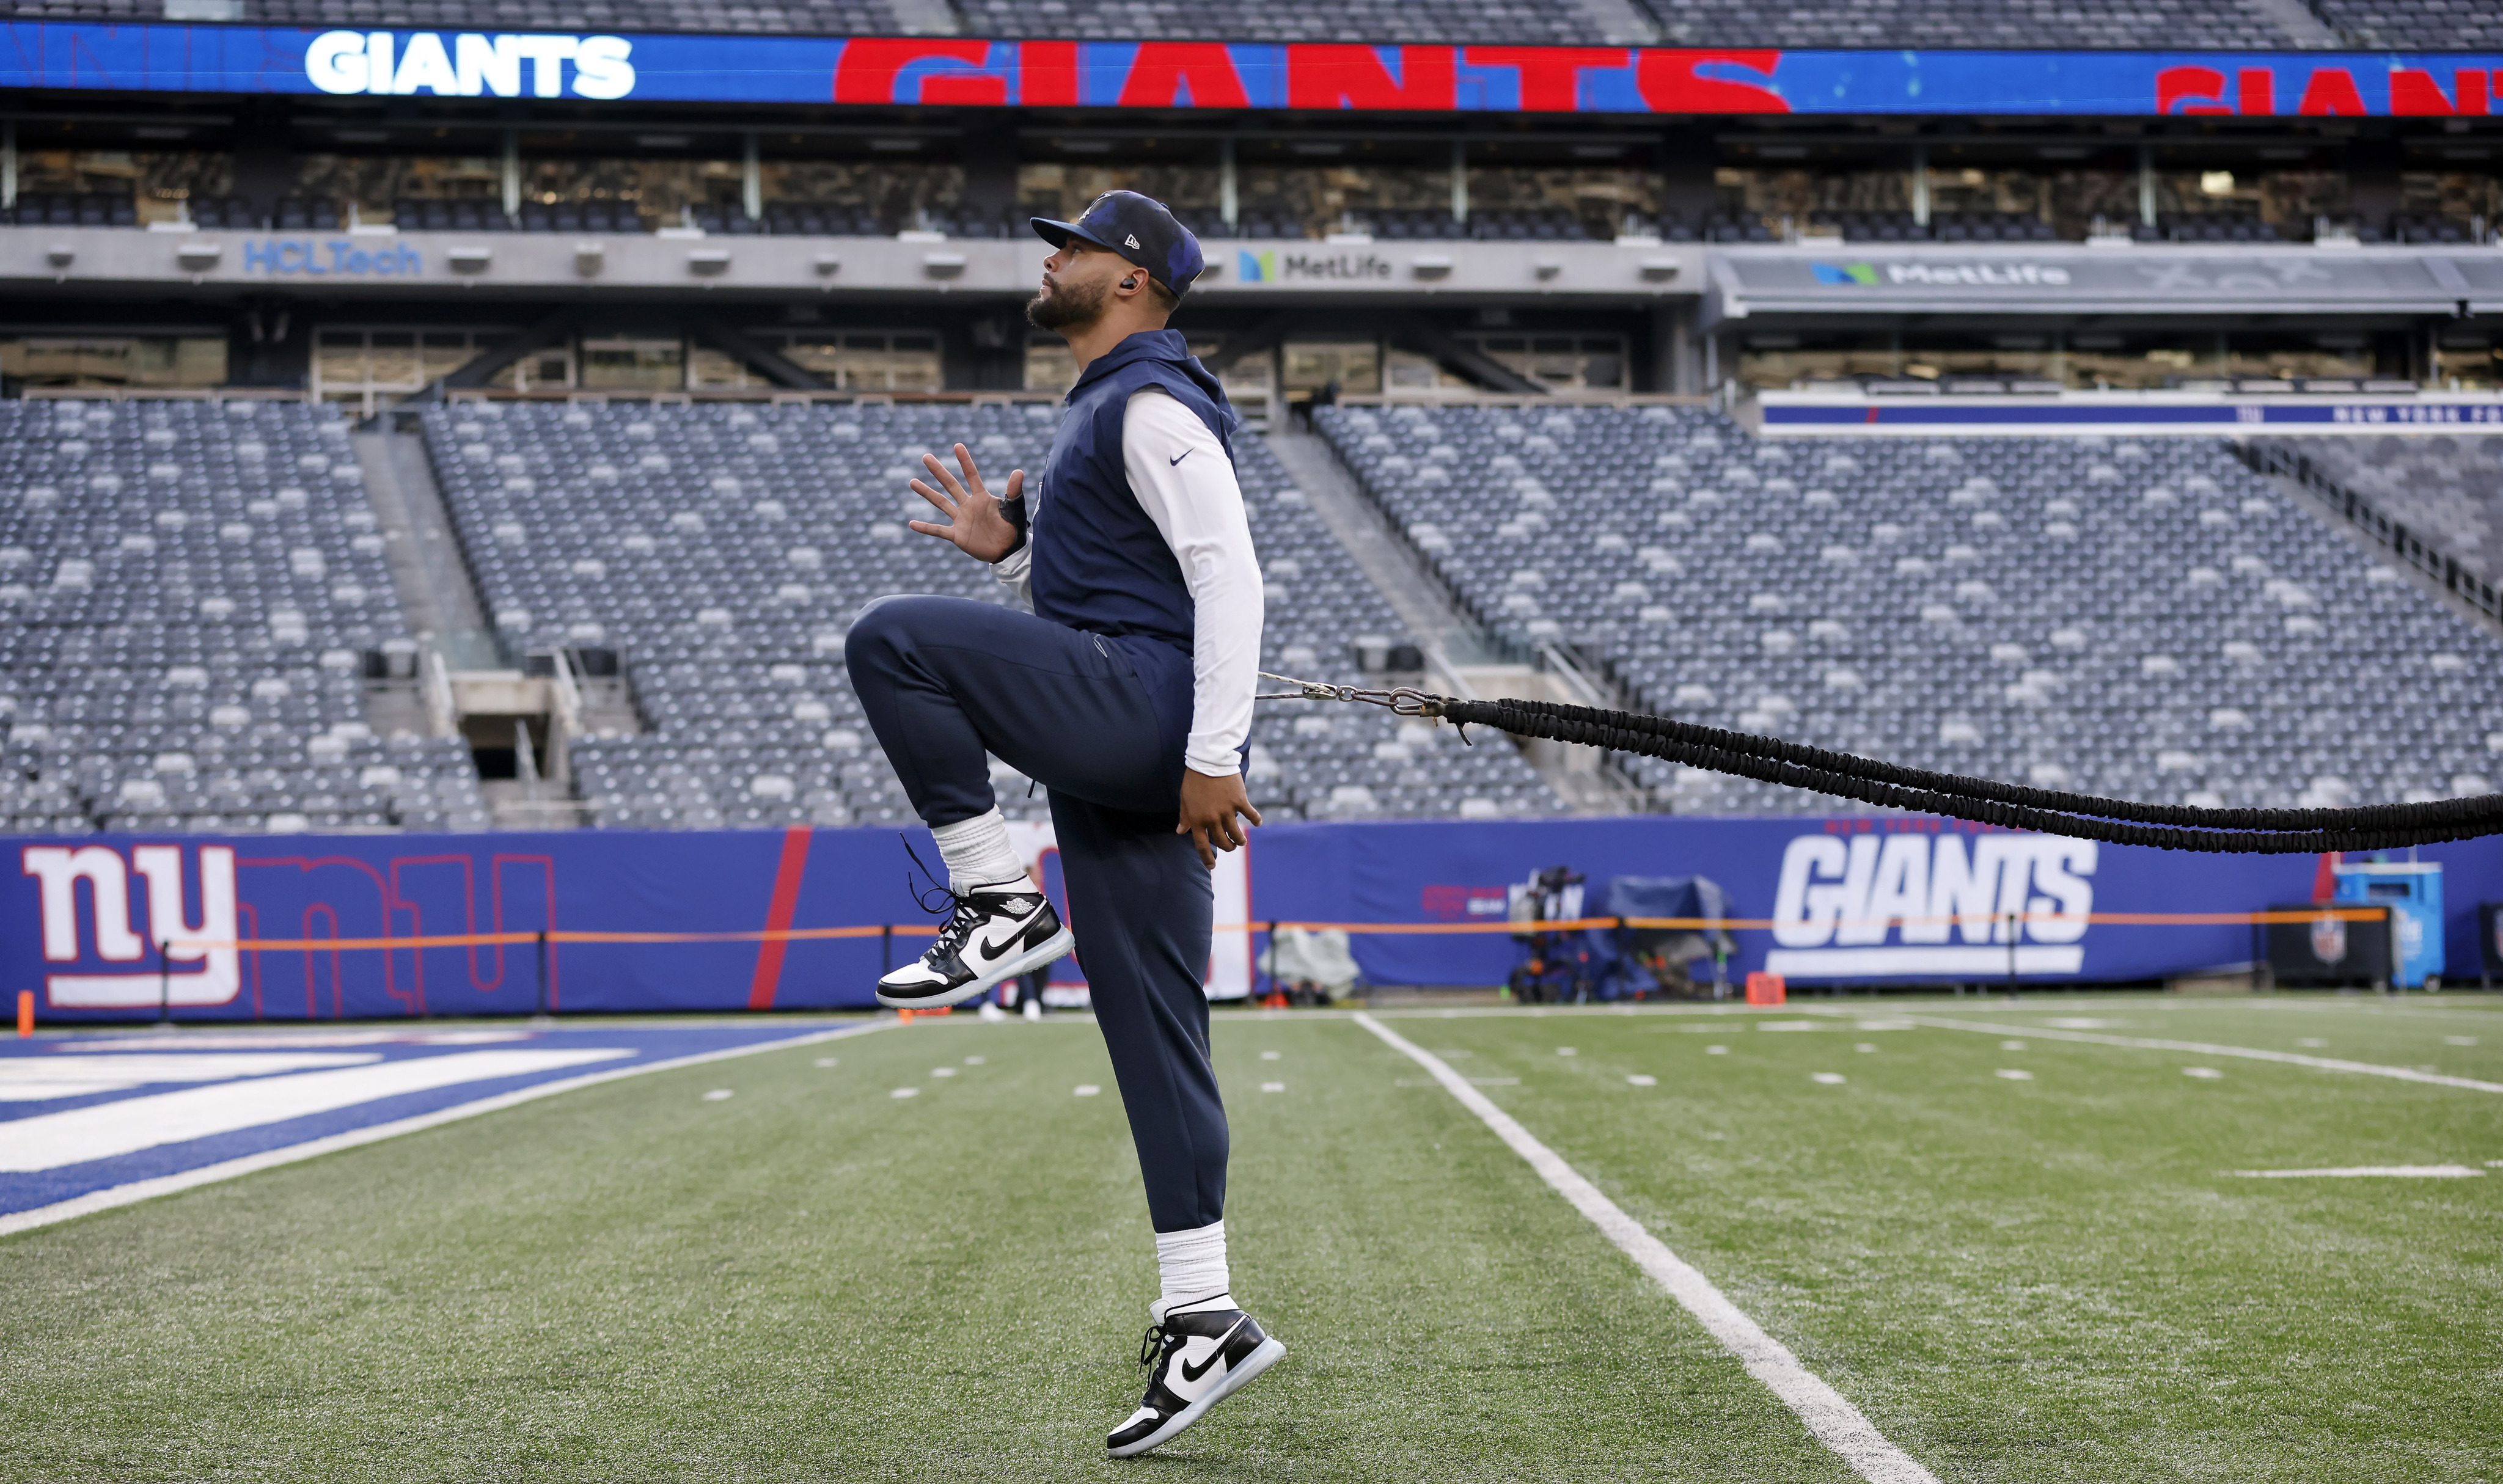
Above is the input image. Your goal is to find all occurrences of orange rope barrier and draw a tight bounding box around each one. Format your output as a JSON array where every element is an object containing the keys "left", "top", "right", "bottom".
[
  {"left": 185, "top": 924, "right": 942, "bottom": 952},
  {"left": 180, "top": 907, "right": 2381, "bottom": 954},
  {"left": 1256, "top": 907, "right": 2389, "bottom": 934}
]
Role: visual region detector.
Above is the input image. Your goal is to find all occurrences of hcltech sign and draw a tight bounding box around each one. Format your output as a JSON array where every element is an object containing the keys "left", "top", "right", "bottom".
[
  {"left": 304, "top": 31, "right": 636, "bottom": 98},
  {"left": 241, "top": 239, "right": 423, "bottom": 276}
]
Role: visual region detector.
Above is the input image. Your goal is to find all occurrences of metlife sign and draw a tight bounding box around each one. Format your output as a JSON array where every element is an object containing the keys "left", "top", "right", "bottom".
[
  {"left": 1236, "top": 249, "right": 1394, "bottom": 285},
  {"left": 1715, "top": 245, "right": 2503, "bottom": 320},
  {"left": 0, "top": 24, "right": 2499, "bottom": 116},
  {"left": 1811, "top": 261, "right": 2074, "bottom": 288}
]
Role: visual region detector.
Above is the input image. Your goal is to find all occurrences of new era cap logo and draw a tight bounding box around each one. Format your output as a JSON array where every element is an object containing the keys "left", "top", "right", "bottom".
[{"left": 1125, "top": 233, "right": 1141, "bottom": 249}]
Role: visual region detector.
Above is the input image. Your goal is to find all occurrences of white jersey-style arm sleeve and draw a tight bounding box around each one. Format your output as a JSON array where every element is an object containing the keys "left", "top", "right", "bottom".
[
  {"left": 1123, "top": 386, "right": 1263, "bottom": 777},
  {"left": 991, "top": 525, "right": 1033, "bottom": 607}
]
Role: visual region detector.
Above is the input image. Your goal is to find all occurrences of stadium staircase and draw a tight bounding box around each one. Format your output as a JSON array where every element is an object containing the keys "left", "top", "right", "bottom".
[
  {"left": 1266, "top": 425, "right": 1646, "bottom": 815},
  {"left": 355, "top": 417, "right": 640, "bottom": 832}
]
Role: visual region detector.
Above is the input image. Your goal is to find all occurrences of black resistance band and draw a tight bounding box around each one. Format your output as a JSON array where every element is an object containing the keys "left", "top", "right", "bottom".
[{"left": 1255, "top": 675, "right": 2503, "bottom": 856}]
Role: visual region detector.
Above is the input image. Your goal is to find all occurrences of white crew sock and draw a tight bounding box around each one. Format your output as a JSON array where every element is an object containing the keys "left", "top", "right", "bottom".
[
  {"left": 1151, "top": 1219, "right": 1231, "bottom": 1320},
  {"left": 931, "top": 808, "right": 1025, "bottom": 894}
]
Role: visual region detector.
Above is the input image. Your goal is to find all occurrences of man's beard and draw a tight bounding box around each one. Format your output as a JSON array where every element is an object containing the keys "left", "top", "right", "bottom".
[{"left": 1027, "top": 272, "right": 1109, "bottom": 332}]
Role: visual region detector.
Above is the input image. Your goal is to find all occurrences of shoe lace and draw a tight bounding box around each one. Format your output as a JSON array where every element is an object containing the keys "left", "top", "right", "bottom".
[
  {"left": 929, "top": 897, "right": 986, "bottom": 960},
  {"left": 1137, "top": 1322, "right": 1174, "bottom": 1369},
  {"left": 900, "top": 833, "right": 959, "bottom": 916},
  {"left": 900, "top": 833, "right": 984, "bottom": 960}
]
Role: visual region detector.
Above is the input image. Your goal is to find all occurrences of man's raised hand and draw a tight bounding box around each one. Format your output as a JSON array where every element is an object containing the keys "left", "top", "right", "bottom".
[{"left": 907, "top": 443, "right": 1024, "bottom": 563}]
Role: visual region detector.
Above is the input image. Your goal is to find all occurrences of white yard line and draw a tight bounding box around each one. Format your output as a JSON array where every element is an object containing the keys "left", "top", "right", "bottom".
[
  {"left": 0, "top": 1020, "right": 892, "bottom": 1239},
  {"left": 2173, "top": 1000, "right": 2503, "bottom": 1026},
  {"left": 2232, "top": 1165, "right": 2483, "bottom": 1179},
  {"left": 1856, "top": 999, "right": 2503, "bottom": 1026},
  {"left": 1862, "top": 1015, "right": 2503, "bottom": 1094},
  {"left": 1353, "top": 1012, "right": 1938, "bottom": 1484},
  {"left": 1328, "top": 996, "right": 2503, "bottom": 1025}
]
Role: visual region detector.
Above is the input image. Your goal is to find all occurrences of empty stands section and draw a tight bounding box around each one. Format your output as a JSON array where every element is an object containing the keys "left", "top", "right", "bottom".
[
  {"left": 1319, "top": 403, "right": 2503, "bottom": 817},
  {"left": 19, "top": 0, "right": 2436, "bottom": 46},
  {"left": 1644, "top": 0, "right": 2305, "bottom": 48},
  {"left": 0, "top": 399, "right": 488, "bottom": 835},
  {"left": 957, "top": 0, "right": 1617, "bottom": 43},
  {"left": 2310, "top": 0, "right": 2503, "bottom": 48},
  {"left": 417, "top": 401, "right": 1559, "bottom": 828},
  {"left": 2260, "top": 435, "right": 2503, "bottom": 587}
]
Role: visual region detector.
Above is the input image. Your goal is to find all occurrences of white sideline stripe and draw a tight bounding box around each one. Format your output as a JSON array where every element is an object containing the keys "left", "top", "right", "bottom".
[
  {"left": 1352, "top": 1012, "right": 1938, "bottom": 1484},
  {"left": 0, "top": 1020, "right": 890, "bottom": 1239},
  {"left": 1881, "top": 1015, "right": 2503, "bottom": 1095},
  {"left": 2232, "top": 1165, "right": 2483, "bottom": 1179}
]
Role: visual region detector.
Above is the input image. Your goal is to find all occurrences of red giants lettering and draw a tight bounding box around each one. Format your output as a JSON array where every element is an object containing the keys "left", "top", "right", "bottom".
[
  {"left": 832, "top": 38, "right": 998, "bottom": 105},
  {"left": 1636, "top": 48, "right": 1787, "bottom": 112},
  {"left": 1285, "top": 45, "right": 1457, "bottom": 111}
]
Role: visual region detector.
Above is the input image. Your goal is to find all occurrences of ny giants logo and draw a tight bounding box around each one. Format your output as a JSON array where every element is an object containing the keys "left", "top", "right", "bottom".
[
  {"left": 22, "top": 844, "right": 239, "bottom": 1008},
  {"left": 1767, "top": 832, "right": 2095, "bottom": 976},
  {"left": 18, "top": 843, "right": 557, "bottom": 1016}
]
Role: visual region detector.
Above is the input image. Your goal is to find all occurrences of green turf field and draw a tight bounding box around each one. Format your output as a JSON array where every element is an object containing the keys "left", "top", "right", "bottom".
[{"left": 4, "top": 994, "right": 2499, "bottom": 1482}]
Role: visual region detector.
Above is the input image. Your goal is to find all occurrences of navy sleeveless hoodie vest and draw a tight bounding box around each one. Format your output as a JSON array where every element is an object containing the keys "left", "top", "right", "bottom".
[{"left": 1026, "top": 329, "right": 1240, "bottom": 758}]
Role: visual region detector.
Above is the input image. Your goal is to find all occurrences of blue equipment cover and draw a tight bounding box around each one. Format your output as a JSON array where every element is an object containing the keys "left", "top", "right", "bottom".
[{"left": 1605, "top": 874, "right": 1728, "bottom": 930}]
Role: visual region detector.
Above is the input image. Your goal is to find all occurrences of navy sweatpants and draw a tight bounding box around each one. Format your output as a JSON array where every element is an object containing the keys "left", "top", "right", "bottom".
[{"left": 845, "top": 594, "right": 1228, "bottom": 1234}]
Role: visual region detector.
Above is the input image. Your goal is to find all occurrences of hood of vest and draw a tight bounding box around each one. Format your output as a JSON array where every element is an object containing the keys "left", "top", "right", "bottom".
[{"left": 1068, "top": 329, "right": 1239, "bottom": 443}]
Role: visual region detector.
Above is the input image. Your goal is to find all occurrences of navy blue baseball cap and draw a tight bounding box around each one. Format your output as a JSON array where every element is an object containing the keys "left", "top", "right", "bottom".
[{"left": 1030, "top": 190, "right": 1205, "bottom": 298}]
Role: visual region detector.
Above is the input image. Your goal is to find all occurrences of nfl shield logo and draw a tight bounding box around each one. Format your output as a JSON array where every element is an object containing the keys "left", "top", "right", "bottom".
[{"left": 2310, "top": 912, "right": 2348, "bottom": 965}]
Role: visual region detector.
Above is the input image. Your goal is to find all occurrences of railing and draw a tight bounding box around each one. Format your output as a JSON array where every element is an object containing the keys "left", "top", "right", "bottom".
[
  {"left": 1332, "top": 392, "right": 1712, "bottom": 409},
  {"left": 439, "top": 387, "right": 1066, "bottom": 406},
  {"left": 420, "top": 649, "right": 458, "bottom": 739},
  {"left": 2237, "top": 441, "right": 2503, "bottom": 633},
  {"left": 1536, "top": 641, "right": 1660, "bottom": 808},
  {"left": 1297, "top": 414, "right": 1537, "bottom": 668},
  {"left": 545, "top": 646, "right": 585, "bottom": 788},
  {"left": 21, "top": 386, "right": 312, "bottom": 403}
]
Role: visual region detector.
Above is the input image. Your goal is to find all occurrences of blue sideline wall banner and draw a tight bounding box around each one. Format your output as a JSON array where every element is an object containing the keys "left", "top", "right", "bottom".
[
  {"left": 1244, "top": 816, "right": 2503, "bottom": 990},
  {"left": 7, "top": 818, "right": 2496, "bottom": 1021},
  {"left": 0, "top": 25, "right": 2498, "bottom": 117},
  {"left": 6, "top": 827, "right": 903, "bottom": 1022}
]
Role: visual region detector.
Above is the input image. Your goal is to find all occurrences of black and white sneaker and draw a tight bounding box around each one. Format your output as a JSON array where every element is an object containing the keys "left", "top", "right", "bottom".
[
  {"left": 876, "top": 883, "right": 1073, "bottom": 1011},
  {"left": 1107, "top": 1302, "right": 1286, "bottom": 1459}
]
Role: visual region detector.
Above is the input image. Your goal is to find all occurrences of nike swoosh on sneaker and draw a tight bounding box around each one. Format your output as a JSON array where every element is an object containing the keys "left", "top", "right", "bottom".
[
  {"left": 1178, "top": 1317, "right": 1248, "bottom": 1383},
  {"left": 1168, "top": 449, "right": 1191, "bottom": 466},
  {"left": 971, "top": 915, "right": 1035, "bottom": 964}
]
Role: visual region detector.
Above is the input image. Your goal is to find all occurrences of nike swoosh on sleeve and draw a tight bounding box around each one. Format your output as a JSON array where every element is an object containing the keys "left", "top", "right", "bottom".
[{"left": 1168, "top": 450, "right": 1192, "bottom": 466}]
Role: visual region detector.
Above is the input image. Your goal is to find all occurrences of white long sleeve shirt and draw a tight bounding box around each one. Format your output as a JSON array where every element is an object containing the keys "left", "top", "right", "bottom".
[{"left": 994, "top": 387, "right": 1264, "bottom": 777}]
